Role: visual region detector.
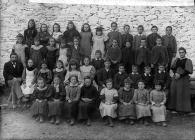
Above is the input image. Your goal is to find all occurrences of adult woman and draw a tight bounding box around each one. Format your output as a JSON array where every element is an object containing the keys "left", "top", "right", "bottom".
[{"left": 168, "top": 47, "right": 193, "bottom": 113}]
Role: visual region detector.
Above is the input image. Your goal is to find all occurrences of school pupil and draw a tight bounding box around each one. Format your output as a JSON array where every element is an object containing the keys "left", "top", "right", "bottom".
[
  {"left": 37, "top": 61, "right": 52, "bottom": 84},
  {"left": 118, "top": 78, "right": 136, "bottom": 124},
  {"left": 64, "top": 75, "right": 81, "bottom": 126},
  {"left": 150, "top": 81, "right": 167, "bottom": 127},
  {"left": 133, "top": 25, "right": 146, "bottom": 49},
  {"left": 107, "top": 22, "right": 122, "bottom": 49},
  {"left": 80, "top": 56, "right": 96, "bottom": 81},
  {"left": 141, "top": 66, "right": 154, "bottom": 90},
  {"left": 12, "top": 33, "right": 27, "bottom": 67},
  {"left": 30, "top": 37, "right": 45, "bottom": 68},
  {"left": 121, "top": 24, "right": 133, "bottom": 47},
  {"left": 45, "top": 37, "right": 59, "bottom": 70},
  {"left": 151, "top": 37, "right": 169, "bottom": 72},
  {"left": 147, "top": 25, "right": 161, "bottom": 50},
  {"left": 121, "top": 41, "right": 134, "bottom": 73},
  {"left": 106, "top": 39, "right": 122, "bottom": 73},
  {"left": 91, "top": 50, "right": 104, "bottom": 72},
  {"left": 97, "top": 59, "right": 115, "bottom": 90},
  {"left": 91, "top": 27, "right": 108, "bottom": 59},
  {"left": 36, "top": 23, "right": 51, "bottom": 47},
  {"left": 53, "top": 60, "right": 67, "bottom": 82},
  {"left": 78, "top": 76, "right": 98, "bottom": 126},
  {"left": 135, "top": 38, "right": 150, "bottom": 74},
  {"left": 52, "top": 23, "right": 63, "bottom": 48},
  {"left": 63, "top": 21, "right": 80, "bottom": 46},
  {"left": 64, "top": 59, "right": 82, "bottom": 86},
  {"left": 70, "top": 37, "right": 81, "bottom": 65},
  {"left": 79, "top": 23, "right": 93, "bottom": 59},
  {"left": 133, "top": 80, "right": 151, "bottom": 125},
  {"left": 21, "top": 59, "right": 38, "bottom": 107},
  {"left": 58, "top": 37, "right": 71, "bottom": 69},
  {"left": 48, "top": 76, "right": 65, "bottom": 125},
  {"left": 129, "top": 65, "right": 142, "bottom": 89},
  {"left": 31, "top": 77, "right": 53, "bottom": 123},
  {"left": 24, "top": 19, "right": 38, "bottom": 60},
  {"left": 99, "top": 79, "right": 118, "bottom": 127},
  {"left": 113, "top": 64, "right": 128, "bottom": 90},
  {"left": 162, "top": 26, "right": 177, "bottom": 71}
]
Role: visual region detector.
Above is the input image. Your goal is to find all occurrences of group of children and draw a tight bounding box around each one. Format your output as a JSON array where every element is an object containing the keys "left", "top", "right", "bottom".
[{"left": 9, "top": 19, "right": 177, "bottom": 127}]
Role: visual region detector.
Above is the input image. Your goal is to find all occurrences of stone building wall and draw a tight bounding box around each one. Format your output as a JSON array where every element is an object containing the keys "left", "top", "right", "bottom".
[{"left": 0, "top": 0, "right": 195, "bottom": 80}]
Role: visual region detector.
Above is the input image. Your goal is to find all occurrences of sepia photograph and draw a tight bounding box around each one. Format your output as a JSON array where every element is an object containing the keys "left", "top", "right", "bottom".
[{"left": 0, "top": 0, "right": 195, "bottom": 139}]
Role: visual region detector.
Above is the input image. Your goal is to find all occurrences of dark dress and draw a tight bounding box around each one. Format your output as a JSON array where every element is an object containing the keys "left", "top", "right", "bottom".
[
  {"left": 118, "top": 87, "right": 136, "bottom": 120},
  {"left": 45, "top": 47, "right": 59, "bottom": 70},
  {"left": 154, "top": 71, "right": 170, "bottom": 89},
  {"left": 30, "top": 45, "right": 45, "bottom": 68},
  {"left": 97, "top": 68, "right": 115, "bottom": 87},
  {"left": 168, "top": 58, "right": 193, "bottom": 112},
  {"left": 107, "top": 31, "right": 122, "bottom": 49},
  {"left": 48, "top": 84, "right": 65, "bottom": 117},
  {"left": 70, "top": 45, "right": 81, "bottom": 64},
  {"left": 142, "top": 73, "right": 154, "bottom": 89},
  {"left": 31, "top": 85, "right": 53, "bottom": 116},
  {"left": 91, "top": 59, "right": 104, "bottom": 72},
  {"left": 121, "top": 47, "right": 134, "bottom": 73},
  {"left": 36, "top": 31, "right": 51, "bottom": 47},
  {"left": 147, "top": 33, "right": 161, "bottom": 50},
  {"left": 129, "top": 73, "right": 142, "bottom": 89},
  {"left": 53, "top": 68, "right": 67, "bottom": 82},
  {"left": 63, "top": 29, "right": 80, "bottom": 45},
  {"left": 114, "top": 72, "right": 128, "bottom": 90},
  {"left": 122, "top": 33, "right": 133, "bottom": 47},
  {"left": 78, "top": 85, "right": 98, "bottom": 120},
  {"left": 37, "top": 69, "right": 52, "bottom": 84},
  {"left": 133, "top": 34, "right": 147, "bottom": 49}
]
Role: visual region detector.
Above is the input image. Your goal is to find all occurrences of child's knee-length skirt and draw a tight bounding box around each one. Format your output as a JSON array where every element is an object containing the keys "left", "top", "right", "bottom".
[
  {"left": 78, "top": 101, "right": 95, "bottom": 120},
  {"left": 151, "top": 105, "right": 166, "bottom": 122},
  {"left": 64, "top": 101, "right": 79, "bottom": 119},
  {"left": 48, "top": 100, "right": 63, "bottom": 117},
  {"left": 118, "top": 104, "right": 136, "bottom": 120},
  {"left": 135, "top": 104, "right": 151, "bottom": 119},
  {"left": 31, "top": 100, "right": 48, "bottom": 116},
  {"left": 99, "top": 102, "right": 117, "bottom": 118}
]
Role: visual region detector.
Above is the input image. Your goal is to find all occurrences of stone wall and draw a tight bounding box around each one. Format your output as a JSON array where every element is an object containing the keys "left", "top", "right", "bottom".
[{"left": 1, "top": 0, "right": 195, "bottom": 80}]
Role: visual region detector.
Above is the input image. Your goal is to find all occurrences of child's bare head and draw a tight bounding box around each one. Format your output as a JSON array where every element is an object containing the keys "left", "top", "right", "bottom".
[
  {"left": 166, "top": 26, "right": 172, "bottom": 35},
  {"left": 137, "top": 25, "right": 144, "bottom": 34},
  {"left": 151, "top": 25, "right": 158, "bottom": 33},
  {"left": 111, "top": 22, "right": 117, "bottom": 31},
  {"left": 95, "top": 50, "right": 102, "bottom": 59}
]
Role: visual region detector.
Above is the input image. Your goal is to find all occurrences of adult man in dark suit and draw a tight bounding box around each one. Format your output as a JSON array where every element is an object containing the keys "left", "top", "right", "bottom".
[{"left": 3, "top": 53, "right": 25, "bottom": 109}]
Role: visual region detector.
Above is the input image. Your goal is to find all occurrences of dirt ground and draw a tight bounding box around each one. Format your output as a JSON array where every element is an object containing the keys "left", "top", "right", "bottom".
[{"left": 0, "top": 89, "right": 195, "bottom": 140}]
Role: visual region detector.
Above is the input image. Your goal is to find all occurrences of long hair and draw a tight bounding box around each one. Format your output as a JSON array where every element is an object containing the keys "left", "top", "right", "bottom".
[
  {"left": 53, "top": 23, "right": 61, "bottom": 32},
  {"left": 28, "top": 19, "right": 36, "bottom": 29},
  {"left": 40, "top": 23, "right": 49, "bottom": 33},
  {"left": 66, "top": 21, "right": 77, "bottom": 31},
  {"left": 81, "top": 23, "right": 91, "bottom": 32}
]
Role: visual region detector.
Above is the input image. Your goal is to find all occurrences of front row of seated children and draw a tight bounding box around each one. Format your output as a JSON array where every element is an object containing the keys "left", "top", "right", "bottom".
[{"left": 30, "top": 74, "right": 167, "bottom": 127}]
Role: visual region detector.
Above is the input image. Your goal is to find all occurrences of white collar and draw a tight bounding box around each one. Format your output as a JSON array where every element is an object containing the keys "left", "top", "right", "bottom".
[
  {"left": 144, "top": 73, "right": 151, "bottom": 76},
  {"left": 158, "top": 70, "right": 166, "bottom": 73},
  {"left": 131, "top": 72, "right": 139, "bottom": 75},
  {"left": 95, "top": 58, "right": 102, "bottom": 60}
]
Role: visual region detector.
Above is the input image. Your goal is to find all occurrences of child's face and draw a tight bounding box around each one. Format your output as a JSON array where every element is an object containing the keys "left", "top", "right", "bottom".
[
  {"left": 158, "top": 66, "right": 165, "bottom": 72},
  {"left": 37, "top": 80, "right": 45, "bottom": 88},
  {"left": 119, "top": 66, "right": 125, "bottom": 73},
  {"left": 54, "top": 77, "right": 60, "bottom": 85},
  {"left": 179, "top": 50, "right": 186, "bottom": 58},
  {"left": 125, "top": 42, "right": 131, "bottom": 48},
  {"left": 34, "top": 40, "right": 40, "bottom": 46},
  {"left": 138, "top": 27, "right": 144, "bottom": 34},
  {"left": 41, "top": 25, "right": 47, "bottom": 32},
  {"left": 155, "top": 85, "right": 161, "bottom": 91},
  {"left": 124, "top": 83, "right": 131, "bottom": 89},
  {"left": 74, "top": 39, "right": 79, "bottom": 46},
  {"left": 138, "top": 82, "right": 145, "bottom": 89},
  {"left": 132, "top": 67, "right": 138, "bottom": 73},
  {"left": 156, "top": 39, "right": 162, "bottom": 46},
  {"left": 106, "top": 82, "right": 112, "bottom": 89},
  {"left": 166, "top": 27, "right": 172, "bottom": 35},
  {"left": 49, "top": 39, "right": 55, "bottom": 46},
  {"left": 28, "top": 60, "right": 33, "bottom": 67},
  {"left": 84, "top": 58, "right": 90, "bottom": 66},
  {"left": 84, "top": 78, "right": 91, "bottom": 86},
  {"left": 41, "top": 63, "right": 47, "bottom": 69},
  {"left": 68, "top": 23, "right": 73, "bottom": 29},
  {"left": 84, "top": 24, "right": 89, "bottom": 32},
  {"left": 104, "top": 61, "right": 111, "bottom": 68},
  {"left": 112, "top": 40, "right": 118, "bottom": 47},
  {"left": 71, "top": 64, "right": 76, "bottom": 70},
  {"left": 70, "top": 76, "right": 77, "bottom": 85},
  {"left": 56, "top": 62, "right": 63, "bottom": 69},
  {"left": 124, "top": 26, "right": 130, "bottom": 33},
  {"left": 29, "top": 20, "right": 35, "bottom": 28},
  {"left": 95, "top": 52, "right": 101, "bottom": 59},
  {"left": 111, "top": 23, "right": 117, "bottom": 31},
  {"left": 96, "top": 30, "right": 102, "bottom": 36},
  {"left": 145, "top": 68, "right": 151, "bottom": 74},
  {"left": 152, "top": 27, "right": 158, "bottom": 33},
  {"left": 54, "top": 24, "right": 60, "bottom": 32},
  {"left": 140, "top": 40, "right": 146, "bottom": 47},
  {"left": 17, "top": 37, "right": 23, "bottom": 44}
]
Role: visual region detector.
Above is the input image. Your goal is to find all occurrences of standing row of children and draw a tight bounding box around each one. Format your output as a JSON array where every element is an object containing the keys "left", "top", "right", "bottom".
[{"left": 9, "top": 19, "right": 177, "bottom": 127}]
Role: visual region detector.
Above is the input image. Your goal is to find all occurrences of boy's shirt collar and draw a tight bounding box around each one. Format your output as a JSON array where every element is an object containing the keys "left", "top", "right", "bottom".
[
  {"left": 144, "top": 73, "right": 151, "bottom": 76},
  {"left": 158, "top": 70, "right": 166, "bottom": 73},
  {"left": 131, "top": 72, "right": 139, "bottom": 75}
]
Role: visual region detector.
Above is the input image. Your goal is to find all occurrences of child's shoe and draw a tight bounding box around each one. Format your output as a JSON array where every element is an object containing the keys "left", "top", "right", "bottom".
[{"left": 162, "top": 122, "right": 167, "bottom": 127}]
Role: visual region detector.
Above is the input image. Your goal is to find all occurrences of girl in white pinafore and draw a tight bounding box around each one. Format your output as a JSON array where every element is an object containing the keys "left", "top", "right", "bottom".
[{"left": 21, "top": 59, "right": 38, "bottom": 95}]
